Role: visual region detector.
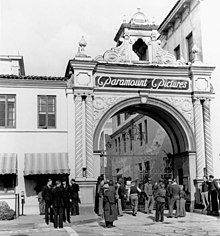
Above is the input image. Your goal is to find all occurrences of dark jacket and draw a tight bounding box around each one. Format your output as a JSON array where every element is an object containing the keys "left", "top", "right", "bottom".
[
  {"left": 42, "top": 185, "right": 53, "bottom": 202},
  {"left": 70, "top": 183, "right": 79, "bottom": 199},
  {"left": 52, "top": 186, "right": 65, "bottom": 207},
  {"left": 63, "top": 185, "right": 71, "bottom": 202},
  {"left": 155, "top": 188, "right": 166, "bottom": 202},
  {"left": 170, "top": 183, "right": 181, "bottom": 199},
  {"left": 103, "top": 188, "right": 118, "bottom": 222}
]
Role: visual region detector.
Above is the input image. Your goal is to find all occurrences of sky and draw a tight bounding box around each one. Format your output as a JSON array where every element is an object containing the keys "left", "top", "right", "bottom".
[
  {"left": 1, "top": 0, "right": 220, "bottom": 177},
  {"left": 0, "top": 0, "right": 177, "bottom": 76}
]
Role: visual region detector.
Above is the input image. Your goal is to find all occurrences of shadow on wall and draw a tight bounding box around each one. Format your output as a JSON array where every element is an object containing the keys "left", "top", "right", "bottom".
[{"left": 24, "top": 174, "right": 69, "bottom": 197}]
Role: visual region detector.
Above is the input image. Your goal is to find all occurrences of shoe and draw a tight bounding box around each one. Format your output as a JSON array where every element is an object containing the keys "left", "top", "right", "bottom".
[
  {"left": 132, "top": 213, "right": 136, "bottom": 216},
  {"left": 67, "top": 220, "right": 71, "bottom": 223},
  {"left": 107, "top": 225, "right": 112, "bottom": 228},
  {"left": 45, "top": 221, "right": 49, "bottom": 225},
  {"left": 149, "top": 210, "right": 152, "bottom": 214}
]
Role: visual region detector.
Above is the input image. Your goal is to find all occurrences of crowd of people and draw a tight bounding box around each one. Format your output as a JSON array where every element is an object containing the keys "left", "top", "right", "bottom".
[
  {"left": 94, "top": 175, "right": 188, "bottom": 227},
  {"left": 201, "top": 175, "right": 220, "bottom": 214},
  {"left": 37, "top": 178, "right": 80, "bottom": 229}
]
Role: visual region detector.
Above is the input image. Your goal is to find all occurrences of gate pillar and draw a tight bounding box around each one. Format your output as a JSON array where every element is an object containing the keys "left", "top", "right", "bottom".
[
  {"left": 193, "top": 98, "right": 206, "bottom": 179},
  {"left": 203, "top": 99, "right": 213, "bottom": 176}
]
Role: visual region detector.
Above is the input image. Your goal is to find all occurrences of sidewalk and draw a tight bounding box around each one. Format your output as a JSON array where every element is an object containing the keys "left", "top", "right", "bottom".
[{"left": 0, "top": 205, "right": 100, "bottom": 229}]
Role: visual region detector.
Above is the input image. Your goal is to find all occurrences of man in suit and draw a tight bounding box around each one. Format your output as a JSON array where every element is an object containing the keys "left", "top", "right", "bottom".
[
  {"left": 208, "top": 175, "right": 219, "bottom": 214},
  {"left": 62, "top": 178, "right": 71, "bottom": 223},
  {"left": 144, "top": 178, "right": 154, "bottom": 214},
  {"left": 52, "top": 180, "right": 65, "bottom": 228},
  {"left": 168, "top": 179, "right": 181, "bottom": 218},
  {"left": 42, "top": 178, "right": 53, "bottom": 224},
  {"left": 70, "top": 179, "right": 80, "bottom": 216}
]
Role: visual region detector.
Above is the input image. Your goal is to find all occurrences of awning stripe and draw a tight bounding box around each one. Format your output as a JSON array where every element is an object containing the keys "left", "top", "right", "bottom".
[
  {"left": 24, "top": 153, "right": 70, "bottom": 175},
  {"left": 0, "top": 153, "right": 17, "bottom": 174}
]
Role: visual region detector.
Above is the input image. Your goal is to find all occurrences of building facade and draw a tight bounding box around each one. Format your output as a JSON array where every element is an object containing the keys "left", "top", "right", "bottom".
[
  {"left": 104, "top": 113, "right": 173, "bottom": 185},
  {"left": 0, "top": 3, "right": 215, "bottom": 214}
]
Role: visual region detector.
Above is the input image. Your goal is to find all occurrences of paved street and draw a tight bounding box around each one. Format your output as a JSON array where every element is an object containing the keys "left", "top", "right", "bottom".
[{"left": 0, "top": 208, "right": 220, "bottom": 236}]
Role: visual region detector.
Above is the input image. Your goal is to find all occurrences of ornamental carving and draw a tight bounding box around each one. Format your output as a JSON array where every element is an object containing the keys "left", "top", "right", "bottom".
[
  {"left": 93, "top": 96, "right": 128, "bottom": 129},
  {"left": 159, "top": 96, "right": 194, "bottom": 128}
]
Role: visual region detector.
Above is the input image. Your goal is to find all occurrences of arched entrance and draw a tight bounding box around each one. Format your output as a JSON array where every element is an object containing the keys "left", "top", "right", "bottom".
[
  {"left": 94, "top": 96, "right": 196, "bottom": 154},
  {"left": 93, "top": 96, "right": 196, "bottom": 210}
]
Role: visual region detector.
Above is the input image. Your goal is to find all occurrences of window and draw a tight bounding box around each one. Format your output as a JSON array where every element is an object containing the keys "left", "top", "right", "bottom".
[
  {"left": 144, "top": 120, "right": 148, "bottom": 144},
  {"left": 138, "top": 123, "right": 143, "bottom": 146},
  {"left": 122, "top": 133, "right": 126, "bottom": 153},
  {"left": 174, "top": 45, "right": 180, "bottom": 60},
  {"left": 115, "top": 139, "right": 118, "bottom": 152},
  {"left": 0, "top": 95, "right": 16, "bottom": 128},
  {"left": 117, "top": 114, "right": 121, "bottom": 126},
  {"left": 129, "top": 129, "right": 132, "bottom": 151},
  {"left": 0, "top": 174, "right": 16, "bottom": 193},
  {"left": 38, "top": 95, "right": 56, "bottom": 128},
  {"left": 118, "top": 137, "right": 121, "bottom": 154},
  {"left": 186, "top": 32, "right": 193, "bottom": 62},
  {"left": 139, "top": 163, "right": 143, "bottom": 171},
  {"left": 145, "top": 161, "right": 150, "bottom": 173},
  {"left": 124, "top": 112, "right": 131, "bottom": 120}
]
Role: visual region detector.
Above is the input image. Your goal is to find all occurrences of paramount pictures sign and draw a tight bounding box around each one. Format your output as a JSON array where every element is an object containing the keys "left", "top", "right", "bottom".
[{"left": 95, "top": 76, "right": 189, "bottom": 90}]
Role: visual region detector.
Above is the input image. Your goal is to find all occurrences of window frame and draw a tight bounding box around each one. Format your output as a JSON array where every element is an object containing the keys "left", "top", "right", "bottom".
[
  {"left": 138, "top": 123, "right": 143, "bottom": 146},
  {"left": 0, "top": 94, "right": 16, "bottom": 129},
  {"left": 186, "top": 32, "right": 193, "bottom": 62},
  {"left": 117, "top": 114, "right": 121, "bottom": 126},
  {"left": 144, "top": 120, "right": 148, "bottom": 144},
  {"left": 122, "top": 133, "right": 126, "bottom": 153},
  {"left": 174, "top": 45, "right": 180, "bottom": 60},
  {"left": 37, "top": 95, "right": 56, "bottom": 129}
]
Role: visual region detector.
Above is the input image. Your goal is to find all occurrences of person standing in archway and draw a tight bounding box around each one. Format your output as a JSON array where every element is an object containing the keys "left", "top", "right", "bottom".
[
  {"left": 167, "top": 179, "right": 181, "bottom": 218},
  {"left": 128, "top": 180, "right": 141, "bottom": 216},
  {"left": 144, "top": 178, "right": 154, "bottom": 214},
  {"left": 103, "top": 183, "right": 118, "bottom": 228},
  {"left": 201, "top": 176, "right": 209, "bottom": 211}
]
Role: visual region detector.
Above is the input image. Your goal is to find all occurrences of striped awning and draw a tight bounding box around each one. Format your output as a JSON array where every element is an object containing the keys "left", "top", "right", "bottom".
[
  {"left": 0, "top": 153, "right": 17, "bottom": 174},
  {"left": 24, "top": 153, "right": 70, "bottom": 175}
]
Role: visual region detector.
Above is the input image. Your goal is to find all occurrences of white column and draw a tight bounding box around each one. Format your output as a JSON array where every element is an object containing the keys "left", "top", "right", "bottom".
[
  {"left": 67, "top": 89, "right": 75, "bottom": 179},
  {"left": 82, "top": 95, "right": 87, "bottom": 170},
  {"left": 203, "top": 99, "right": 213, "bottom": 176},
  {"left": 193, "top": 98, "right": 206, "bottom": 178}
]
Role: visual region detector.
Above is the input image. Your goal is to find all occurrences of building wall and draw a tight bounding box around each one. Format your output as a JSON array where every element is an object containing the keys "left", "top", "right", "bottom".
[
  {"left": 160, "top": 0, "right": 203, "bottom": 62},
  {"left": 106, "top": 114, "right": 173, "bottom": 184},
  {"left": 0, "top": 85, "right": 68, "bottom": 213}
]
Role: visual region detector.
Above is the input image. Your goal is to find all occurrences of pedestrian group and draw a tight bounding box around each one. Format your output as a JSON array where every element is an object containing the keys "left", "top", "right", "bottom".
[
  {"left": 40, "top": 178, "right": 80, "bottom": 228},
  {"left": 94, "top": 175, "right": 187, "bottom": 227}
]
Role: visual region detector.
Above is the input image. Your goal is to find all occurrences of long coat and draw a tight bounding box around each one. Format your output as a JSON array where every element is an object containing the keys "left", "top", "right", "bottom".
[{"left": 103, "top": 188, "right": 118, "bottom": 222}]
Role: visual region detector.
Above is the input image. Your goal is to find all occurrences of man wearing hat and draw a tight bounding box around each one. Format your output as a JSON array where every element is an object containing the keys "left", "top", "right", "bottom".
[
  {"left": 52, "top": 180, "right": 65, "bottom": 228},
  {"left": 103, "top": 182, "right": 118, "bottom": 228},
  {"left": 42, "top": 178, "right": 53, "bottom": 224},
  {"left": 144, "top": 178, "right": 154, "bottom": 214}
]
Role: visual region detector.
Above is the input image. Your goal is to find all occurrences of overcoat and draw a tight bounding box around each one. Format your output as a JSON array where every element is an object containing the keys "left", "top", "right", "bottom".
[{"left": 103, "top": 188, "right": 118, "bottom": 222}]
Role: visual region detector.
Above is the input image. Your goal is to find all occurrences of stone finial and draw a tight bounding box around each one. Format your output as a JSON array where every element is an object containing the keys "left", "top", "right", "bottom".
[
  {"left": 75, "top": 36, "right": 91, "bottom": 59},
  {"left": 192, "top": 44, "right": 201, "bottom": 64},
  {"left": 79, "top": 36, "right": 87, "bottom": 52}
]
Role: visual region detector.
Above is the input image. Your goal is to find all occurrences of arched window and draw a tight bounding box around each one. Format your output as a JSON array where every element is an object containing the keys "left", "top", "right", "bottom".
[{"left": 132, "top": 38, "right": 148, "bottom": 61}]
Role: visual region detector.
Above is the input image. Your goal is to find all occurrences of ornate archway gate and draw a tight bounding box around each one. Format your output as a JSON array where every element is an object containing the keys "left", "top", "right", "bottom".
[{"left": 65, "top": 33, "right": 215, "bottom": 209}]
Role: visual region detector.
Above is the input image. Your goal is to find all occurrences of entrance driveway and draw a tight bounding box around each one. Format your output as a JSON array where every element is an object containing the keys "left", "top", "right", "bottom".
[{"left": 0, "top": 208, "right": 220, "bottom": 235}]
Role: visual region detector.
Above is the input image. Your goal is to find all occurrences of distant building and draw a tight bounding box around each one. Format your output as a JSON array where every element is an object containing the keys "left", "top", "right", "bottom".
[
  {"left": 0, "top": 55, "right": 25, "bottom": 76},
  {"left": 104, "top": 113, "right": 173, "bottom": 186}
]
